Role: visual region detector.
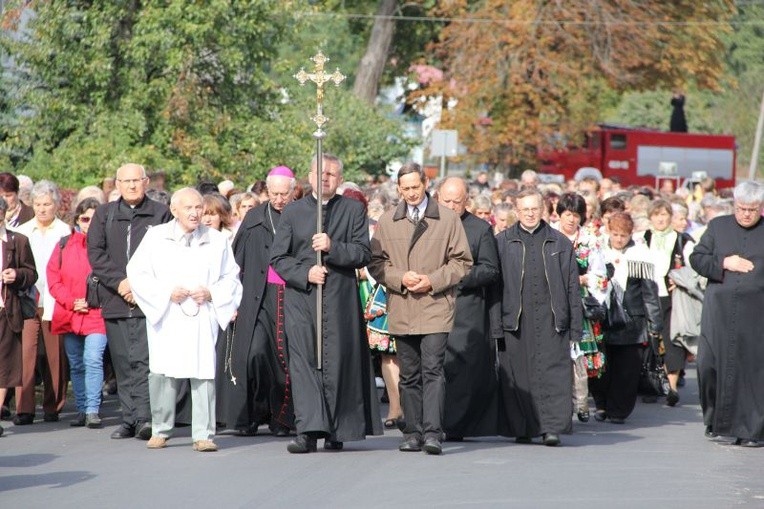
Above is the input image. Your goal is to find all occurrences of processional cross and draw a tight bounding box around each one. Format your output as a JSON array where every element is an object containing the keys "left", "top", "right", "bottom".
[{"left": 294, "top": 51, "right": 345, "bottom": 370}]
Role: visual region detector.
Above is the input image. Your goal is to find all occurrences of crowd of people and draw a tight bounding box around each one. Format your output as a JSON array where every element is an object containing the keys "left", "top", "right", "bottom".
[{"left": 0, "top": 161, "right": 762, "bottom": 453}]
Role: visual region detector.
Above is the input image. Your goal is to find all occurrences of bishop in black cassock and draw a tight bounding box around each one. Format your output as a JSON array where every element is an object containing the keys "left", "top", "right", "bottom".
[
  {"left": 216, "top": 167, "right": 296, "bottom": 436},
  {"left": 270, "top": 155, "right": 382, "bottom": 453}
]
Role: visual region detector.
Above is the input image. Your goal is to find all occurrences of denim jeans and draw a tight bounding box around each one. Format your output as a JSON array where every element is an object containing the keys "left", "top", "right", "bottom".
[{"left": 64, "top": 333, "right": 108, "bottom": 414}]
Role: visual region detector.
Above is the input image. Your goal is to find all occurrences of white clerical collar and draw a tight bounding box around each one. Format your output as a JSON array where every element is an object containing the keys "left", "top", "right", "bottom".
[
  {"left": 407, "top": 196, "right": 428, "bottom": 218},
  {"left": 312, "top": 193, "right": 333, "bottom": 205},
  {"left": 520, "top": 221, "right": 541, "bottom": 234}
]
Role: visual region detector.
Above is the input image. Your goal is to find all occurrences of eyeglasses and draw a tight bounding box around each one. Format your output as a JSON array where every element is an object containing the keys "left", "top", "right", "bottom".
[
  {"left": 78, "top": 216, "right": 92, "bottom": 223},
  {"left": 116, "top": 177, "right": 147, "bottom": 185},
  {"left": 735, "top": 205, "right": 761, "bottom": 215}
]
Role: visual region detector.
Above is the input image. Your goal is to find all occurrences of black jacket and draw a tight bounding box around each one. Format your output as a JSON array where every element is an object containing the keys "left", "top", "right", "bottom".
[
  {"left": 231, "top": 202, "right": 277, "bottom": 345},
  {"left": 87, "top": 196, "right": 172, "bottom": 319},
  {"left": 489, "top": 221, "right": 582, "bottom": 339},
  {"left": 603, "top": 242, "right": 663, "bottom": 345}
]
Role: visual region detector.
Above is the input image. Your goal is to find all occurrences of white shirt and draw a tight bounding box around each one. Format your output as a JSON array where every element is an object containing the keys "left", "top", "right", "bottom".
[
  {"left": 14, "top": 217, "right": 71, "bottom": 320},
  {"left": 407, "top": 196, "right": 428, "bottom": 220}
]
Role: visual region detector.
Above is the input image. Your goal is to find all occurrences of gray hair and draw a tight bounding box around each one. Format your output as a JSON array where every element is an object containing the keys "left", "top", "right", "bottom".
[
  {"left": 671, "top": 201, "right": 689, "bottom": 217},
  {"left": 473, "top": 194, "right": 492, "bottom": 211},
  {"left": 30, "top": 180, "right": 61, "bottom": 206},
  {"left": 266, "top": 174, "right": 296, "bottom": 192},
  {"left": 311, "top": 153, "right": 343, "bottom": 175},
  {"left": 115, "top": 163, "right": 147, "bottom": 180},
  {"left": 733, "top": 181, "right": 764, "bottom": 204}
]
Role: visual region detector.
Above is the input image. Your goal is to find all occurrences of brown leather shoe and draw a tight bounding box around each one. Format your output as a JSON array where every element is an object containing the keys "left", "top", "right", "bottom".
[
  {"left": 193, "top": 439, "right": 218, "bottom": 452},
  {"left": 147, "top": 436, "right": 167, "bottom": 449}
]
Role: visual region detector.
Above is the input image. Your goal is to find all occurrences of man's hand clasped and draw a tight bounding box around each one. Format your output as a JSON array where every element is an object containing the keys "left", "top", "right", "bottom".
[{"left": 402, "top": 271, "right": 432, "bottom": 294}]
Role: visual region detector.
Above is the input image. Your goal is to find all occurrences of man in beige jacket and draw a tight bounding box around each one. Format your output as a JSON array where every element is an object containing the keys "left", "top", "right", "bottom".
[{"left": 369, "top": 162, "right": 472, "bottom": 455}]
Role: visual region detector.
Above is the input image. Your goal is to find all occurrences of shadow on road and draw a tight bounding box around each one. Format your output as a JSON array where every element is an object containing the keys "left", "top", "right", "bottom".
[{"left": 0, "top": 471, "right": 96, "bottom": 492}]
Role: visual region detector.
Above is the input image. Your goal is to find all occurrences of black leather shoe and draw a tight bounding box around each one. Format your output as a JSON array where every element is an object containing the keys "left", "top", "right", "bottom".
[
  {"left": 542, "top": 433, "right": 561, "bottom": 446},
  {"left": 136, "top": 421, "right": 152, "bottom": 440},
  {"left": 593, "top": 410, "right": 607, "bottom": 422},
  {"left": 43, "top": 412, "right": 59, "bottom": 422},
  {"left": 13, "top": 413, "right": 34, "bottom": 425},
  {"left": 704, "top": 426, "right": 719, "bottom": 439},
  {"left": 444, "top": 434, "right": 463, "bottom": 442},
  {"left": 609, "top": 417, "right": 625, "bottom": 424},
  {"left": 324, "top": 440, "right": 344, "bottom": 451},
  {"left": 287, "top": 434, "right": 317, "bottom": 453},
  {"left": 515, "top": 436, "right": 532, "bottom": 444},
  {"left": 423, "top": 438, "right": 443, "bottom": 455},
  {"left": 398, "top": 438, "right": 422, "bottom": 452},
  {"left": 111, "top": 423, "right": 135, "bottom": 439},
  {"left": 666, "top": 390, "right": 679, "bottom": 407},
  {"left": 734, "top": 438, "right": 761, "bottom": 448},
  {"left": 70, "top": 413, "right": 86, "bottom": 427},
  {"left": 577, "top": 411, "right": 590, "bottom": 423}
]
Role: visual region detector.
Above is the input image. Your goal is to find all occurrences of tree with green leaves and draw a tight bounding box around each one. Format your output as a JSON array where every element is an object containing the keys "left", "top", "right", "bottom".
[{"left": 0, "top": 1, "right": 413, "bottom": 188}]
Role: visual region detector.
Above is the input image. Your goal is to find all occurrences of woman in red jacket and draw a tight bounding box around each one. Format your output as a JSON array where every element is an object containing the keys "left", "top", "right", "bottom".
[{"left": 47, "top": 198, "right": 107, "bottom": 428}]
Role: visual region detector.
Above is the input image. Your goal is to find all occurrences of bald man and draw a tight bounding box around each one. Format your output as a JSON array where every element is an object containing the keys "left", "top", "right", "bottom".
[
  {"left": 438, "top": 178, "right": 501, "bottom": 440},
  {"left": 88, "top": 163, "right": 173, "bottom": 440}
]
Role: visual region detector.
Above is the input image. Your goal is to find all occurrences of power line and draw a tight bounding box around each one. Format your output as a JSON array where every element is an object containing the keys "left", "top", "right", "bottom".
[{"left": 296, "top": 11, "right": 764, "bottom": 27}]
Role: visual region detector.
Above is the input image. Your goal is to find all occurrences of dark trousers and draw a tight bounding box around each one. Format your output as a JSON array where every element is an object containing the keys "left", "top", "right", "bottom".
[
  {"left": 590, "top": 343, "right": 643, "bottom": 420},
  {"left": 250, "top": 283, "right": 292, "bottom": 430},
  {"left": 105, "top": 317, "right": 151, "bottom": 427},
  {"left": 396, "top": 333, "right": 448, "bottom": 442},
  {"left": 696, "top": 336, "right": 716, "bottom": 428},
  {"left": 16, "top": 310, "right": 67, "bottom": 415}
]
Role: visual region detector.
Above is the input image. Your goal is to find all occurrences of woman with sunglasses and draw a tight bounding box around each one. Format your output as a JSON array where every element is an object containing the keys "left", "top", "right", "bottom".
[{"left": 46, "top": 197, "right": 107, "bottom": 428}]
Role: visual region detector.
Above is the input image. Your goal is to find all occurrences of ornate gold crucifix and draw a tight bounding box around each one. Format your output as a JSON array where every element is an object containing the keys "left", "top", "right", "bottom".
[
  {"left": 293, "top": 51, "right": 345, "bottom": 370},
  {"left": 294, "top": 51, "right": 346, "bottom": 131}
]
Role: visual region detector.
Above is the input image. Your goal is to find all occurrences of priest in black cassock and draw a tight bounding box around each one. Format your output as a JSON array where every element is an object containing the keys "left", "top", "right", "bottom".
[
  {"left": 490, "top": 187, "right": 582, "bottom": 446},
  {"left": 216, "top": 166, "right": 296, "bottom": 436},
  {"left": 437, "top": 177, "right": 501, "bottom": 440},
  {"left": 690, "top": 181, "right": 764, "bottom": 447},
  {"left": 271, "top": 154, "right": 382, "bottom": 453}
]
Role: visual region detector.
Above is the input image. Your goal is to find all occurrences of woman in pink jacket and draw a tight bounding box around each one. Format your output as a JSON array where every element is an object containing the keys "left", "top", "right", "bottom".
[{"left": 47, "top": 198, "right": 107, "bottom": 428}]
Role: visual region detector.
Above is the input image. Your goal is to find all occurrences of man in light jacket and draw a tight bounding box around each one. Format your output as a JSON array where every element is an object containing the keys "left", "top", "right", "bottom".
[{"left": 369, "top": 162, "right": 472, "bottom": 455}]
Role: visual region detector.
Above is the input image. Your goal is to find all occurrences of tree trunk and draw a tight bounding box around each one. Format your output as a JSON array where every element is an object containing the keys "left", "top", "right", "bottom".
[{"left": 352, "top": 0, "right": 397, "bottom": 104}]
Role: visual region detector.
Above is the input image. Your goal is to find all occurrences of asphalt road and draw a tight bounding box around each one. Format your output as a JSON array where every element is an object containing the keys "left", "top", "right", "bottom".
[{"left": 1, "top": 367, "right": 761, "bottom": 509}]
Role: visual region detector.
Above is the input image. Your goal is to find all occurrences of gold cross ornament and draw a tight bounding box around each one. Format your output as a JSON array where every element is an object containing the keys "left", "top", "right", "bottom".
[{"left": 294, "top": 51, "right": 345, "bottom": 129}]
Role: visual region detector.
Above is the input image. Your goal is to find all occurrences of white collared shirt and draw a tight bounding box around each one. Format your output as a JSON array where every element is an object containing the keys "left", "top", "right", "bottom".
[
  {"left": 407, "top": 196, "right": 428, "bottom": 220},
  {"left": 14, "top": 217, "right": 72, "bottom": 320}
]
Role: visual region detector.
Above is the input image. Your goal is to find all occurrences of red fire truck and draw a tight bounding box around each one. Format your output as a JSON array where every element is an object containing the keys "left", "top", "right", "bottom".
[{"left": 538, "top": 124, "right": 737, "bottom": 189}]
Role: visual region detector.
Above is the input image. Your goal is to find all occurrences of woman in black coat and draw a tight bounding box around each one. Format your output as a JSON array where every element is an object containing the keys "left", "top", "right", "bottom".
[{"left": 590, "top": 212, "right": 662, "bottom": 424}]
